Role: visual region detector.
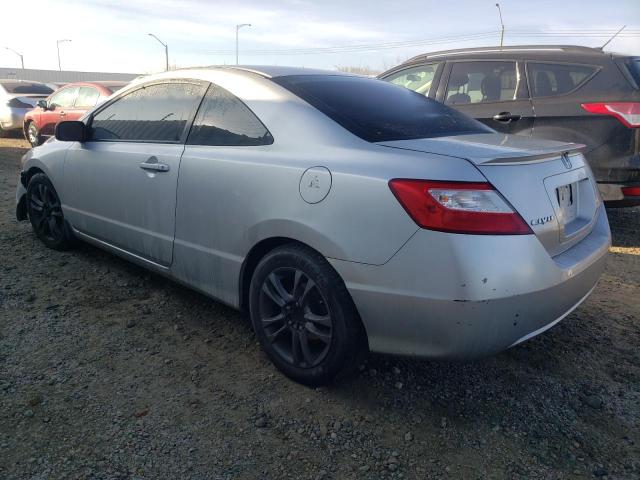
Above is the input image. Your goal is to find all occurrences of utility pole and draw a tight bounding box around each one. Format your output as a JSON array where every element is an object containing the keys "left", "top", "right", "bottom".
[
  {"left": 5, "top": 47, "right": 24, "bottom": 69},
  {"left": 148, "top": 33, "right": 169, "bottom": 71},
  {"left": 495, "top": 3, "right": 505, "bottom": 47},
  {"left": 57, "top": 39, "right": 71, "bottom": 71},
  {"left": 235, "top": 24, "right": 252, "bottom": 65}
]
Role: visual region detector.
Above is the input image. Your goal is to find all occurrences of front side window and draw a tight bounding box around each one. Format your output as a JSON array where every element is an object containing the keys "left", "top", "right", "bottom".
[
  {"left": 445, "top": 61, "right": 518, "bottom": 105},
  {"left": 75, "top": 87, "right": 100, "bottom": 107},
  {"left": 273, "top": 75, "right": 492, "bottom": 143},
  {"left": 187, "top": 84, "right": 273, "bottom": 146},
  {"left": 91, "top": 82, "right": 206, "bottom": 142},
  {"left": 527, "top": 62, "right": 598, "bottom": 97},
  {"left": 50, "top": 87, "right": 79, "bottom": 108},
  {"left": 385, "top": 63, "right": 440, "bottom": 96}
]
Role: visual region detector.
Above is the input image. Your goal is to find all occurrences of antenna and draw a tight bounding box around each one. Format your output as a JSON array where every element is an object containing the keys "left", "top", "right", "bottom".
[
  {"left": 600, "top": 25, "right": 626, "bottom": 50},
  {"left": 495, "top": 3, "right": 505, "bottom": 47}
]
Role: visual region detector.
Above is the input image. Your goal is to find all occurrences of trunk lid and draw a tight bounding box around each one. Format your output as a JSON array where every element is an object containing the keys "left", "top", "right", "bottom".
[{"left": 379, "top": 133, "right": 601, "bottom": 257}]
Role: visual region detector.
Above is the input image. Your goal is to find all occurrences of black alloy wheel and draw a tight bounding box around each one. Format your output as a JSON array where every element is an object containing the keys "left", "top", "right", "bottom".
[
  {"left": 26, "top": 173, "right": 74, "bottom": 250},
  {"left": 249, "top": 244, "right": 367, "bottom": 386},
  {"left": 259, "top": 267, "right": 333, "bottom": 368}
]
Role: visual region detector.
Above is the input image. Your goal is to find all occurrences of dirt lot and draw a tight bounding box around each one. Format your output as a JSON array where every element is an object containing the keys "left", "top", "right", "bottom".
[{"left": 0, "top": 137, "right": 638, "bottom": 480}]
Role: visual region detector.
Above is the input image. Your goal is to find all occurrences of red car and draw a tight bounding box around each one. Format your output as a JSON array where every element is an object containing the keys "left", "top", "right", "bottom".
[{"left": 23, "top": 81, "right": 128, "bottom": 146}]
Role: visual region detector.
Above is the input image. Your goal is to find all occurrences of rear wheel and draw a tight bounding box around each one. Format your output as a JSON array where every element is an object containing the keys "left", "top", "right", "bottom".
[
  {"left": 249, "top": 244, "right": 367, "bottom": 386},
  {"left": 26, "top": 122, "right": 41, "bottom": 147},
  {"left": 26, "top": 173, "right": 75, "bottom": 250}
]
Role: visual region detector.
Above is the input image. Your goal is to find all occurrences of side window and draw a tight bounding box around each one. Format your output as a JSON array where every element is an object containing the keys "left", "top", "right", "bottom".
[
  {"left": 385, "top": 63, "right": 440, "bottom": 96},
  {"left": 445, "top": 61, "right": 518, "bottom": 105},
  {"left": 75, "top": 87, "right": 100, "bottom": 107},
  {"left": 91, "top": 82, "right": 206, "bottom": 142},
  {"left": 527, "top": 63, "right": 598, "bottom": 98},
  {"left": 187, "top": 84, "right": 273, "bottom": 146},
  {"left": 50, "top": 87, "right": 79, "bottom": 108}
]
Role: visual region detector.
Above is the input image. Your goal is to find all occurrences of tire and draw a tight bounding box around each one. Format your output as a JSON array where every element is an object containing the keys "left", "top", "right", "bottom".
[
  {"left": 26, "top": 122, "right": 41, "bottom": 147},
  {"left": 249, "top": 243, "right": 367, "bottom": 386},
  {"left": 26, "top": 173, "right": 75, "bottom": 250}
]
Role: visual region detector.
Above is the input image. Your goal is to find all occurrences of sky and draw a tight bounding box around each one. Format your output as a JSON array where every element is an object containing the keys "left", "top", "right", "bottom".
[{"left": 1, "top": 0, "right": 639, "bottom": 74}]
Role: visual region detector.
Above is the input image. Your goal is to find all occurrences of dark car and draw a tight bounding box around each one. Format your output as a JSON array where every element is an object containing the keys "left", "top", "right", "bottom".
[
  {"left": 23, "top": 81, "right": 128, "bottom": 147},
  {"left": 379, "top": 45, "right": 640, "bottom": 206}
]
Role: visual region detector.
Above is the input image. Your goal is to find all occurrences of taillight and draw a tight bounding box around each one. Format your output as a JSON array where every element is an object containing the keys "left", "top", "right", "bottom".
[
  {"left": 581, "top": 102, "right": 640, "bottom": 128},
  {"left": 388, "top": 179, "right": 532, "bottom": 235},
  {"left": 622, "top": 186, "right": 640, "bottom": 196}
]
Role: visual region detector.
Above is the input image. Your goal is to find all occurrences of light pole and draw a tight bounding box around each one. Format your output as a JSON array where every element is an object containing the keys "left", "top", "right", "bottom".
[
  {"left": 5, "top": 47, "right": 24, "bottom": 69},
  {"left": 57, "top": 39, "right": 71, "bottom": 71},
  {"left": 235, "top": 23, "right": 251, "bottom": 65},
  {"left": 148, "top": 33, "right": 169, "bottom": 71},
  {"left": 495, "top": 3, "right": 505, "bottom": 47}
]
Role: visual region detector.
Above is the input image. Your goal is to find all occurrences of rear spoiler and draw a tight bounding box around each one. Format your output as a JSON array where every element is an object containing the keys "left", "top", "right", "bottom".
[{"left": 481, "top": 143, "right": 586, "bottom": 165}]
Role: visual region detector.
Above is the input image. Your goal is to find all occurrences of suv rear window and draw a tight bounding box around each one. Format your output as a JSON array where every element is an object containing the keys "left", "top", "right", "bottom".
[
  {"left": 272, "top": 75, "right": 492, "bottom": 142},
  {"left": 1, "top": 82, "right": 53, "bottom": 95},
  {"left": 619, "top": 57, "right": 640, "bottom": 89},
  {"left": 527, "top": 63, "right": 598, "bottom": 98}
]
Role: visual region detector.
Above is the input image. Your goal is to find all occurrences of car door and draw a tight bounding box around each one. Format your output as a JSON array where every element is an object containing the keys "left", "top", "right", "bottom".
[
  {"left": 63, "top": 80, "right": 208, "bottom": 267},
  {"left": 41, "top": 86, "right": 79, "bottom": 136},
  {"left": 438, "top": 60, "right": 534, "bottom": 136},
  {"left": 171, "top": 82, "right": 274, "bottom": 300}
]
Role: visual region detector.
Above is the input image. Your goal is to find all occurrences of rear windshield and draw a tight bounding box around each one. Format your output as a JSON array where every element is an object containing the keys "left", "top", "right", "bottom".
[
  {"left": 1, "top": 82, "right": 53, "bottom": 95},
  {"left": 272, "top": 75, "right": 492, "bottom": 142}
]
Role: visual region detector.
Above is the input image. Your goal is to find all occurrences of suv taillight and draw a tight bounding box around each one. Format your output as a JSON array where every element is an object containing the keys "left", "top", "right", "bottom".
[
  {"left": 622, "top": 186, "right": 640, "bottom": 197},
  {"left": 581, "top": 102, "right": 640, "bottom": 128},
  {"left": 388, "top": 179, "right": 532, "bottom": 235}
]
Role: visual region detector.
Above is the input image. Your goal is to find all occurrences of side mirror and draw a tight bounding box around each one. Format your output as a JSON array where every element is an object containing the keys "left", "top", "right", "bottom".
[
  {"left": 37, "top": 99, "right": 48, "bottom": 110},
  {"left": 406, "top": 74, "right": 421, "bottom": 82},
  {"left": 55, "top": 121, "right": 87, "bottom": 142}
]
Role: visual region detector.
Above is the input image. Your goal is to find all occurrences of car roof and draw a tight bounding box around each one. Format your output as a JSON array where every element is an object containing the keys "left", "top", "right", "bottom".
[
  {"left": 56, "top": 81, "right": 129, "bottom": 88},
  {"left": 176, "top": 65, "right": 353, "bottom": 79},
  {"left": 400, "top": 44, "right": 627, "bottom": 65}
]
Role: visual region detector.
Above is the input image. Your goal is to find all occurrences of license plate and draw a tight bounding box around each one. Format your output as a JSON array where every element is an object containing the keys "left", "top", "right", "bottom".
[{"left": 556, "top": 183, "right": 578, "bottom": 223}]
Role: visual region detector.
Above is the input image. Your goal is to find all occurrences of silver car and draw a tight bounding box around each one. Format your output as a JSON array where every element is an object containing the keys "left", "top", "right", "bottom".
[
  {"left": 0, "top": 80, "right": 53, "bottom": 135},
  {"left": 15, "top": 67, "right": 611, "bottom": 385}
]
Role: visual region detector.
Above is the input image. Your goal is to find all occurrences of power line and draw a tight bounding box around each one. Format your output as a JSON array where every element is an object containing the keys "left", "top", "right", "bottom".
[{"left": 199, "top": 28, "right": 640, "bottom": 56}]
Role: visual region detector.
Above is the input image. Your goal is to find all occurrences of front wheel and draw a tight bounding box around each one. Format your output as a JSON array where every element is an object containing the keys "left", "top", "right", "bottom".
[
  {"left": 249, "top": 244, "right": 367, "bottom": 386},
  {"left": 26, "top": 173, "right": 75, "bottom": 250}
]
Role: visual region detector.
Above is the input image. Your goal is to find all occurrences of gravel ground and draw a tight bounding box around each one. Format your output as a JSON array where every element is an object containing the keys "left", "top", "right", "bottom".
[{"left": 1, "top": 137, "right": 638, "bottom": 480}]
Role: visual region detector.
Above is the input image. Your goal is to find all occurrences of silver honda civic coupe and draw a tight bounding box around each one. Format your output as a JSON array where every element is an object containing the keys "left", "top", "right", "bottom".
[{"left": 15, "top": 66, "right": 611, "bottom": 385}]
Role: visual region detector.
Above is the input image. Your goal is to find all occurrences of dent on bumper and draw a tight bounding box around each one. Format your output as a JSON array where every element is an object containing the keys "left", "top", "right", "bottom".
[{"left": 330, "top": 207, "right": 610, "bottom": 359}]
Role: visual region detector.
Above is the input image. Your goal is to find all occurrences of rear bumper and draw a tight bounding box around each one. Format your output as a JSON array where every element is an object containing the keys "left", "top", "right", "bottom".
[
  {"left": 330, "top": 206, "right": 610, "bottom": 359},
  {"left": 0, "top": 107, "right": 28, "bottom": 131},
  {"left": 599, "top": 182, "right": 640, "bottom": 207}
]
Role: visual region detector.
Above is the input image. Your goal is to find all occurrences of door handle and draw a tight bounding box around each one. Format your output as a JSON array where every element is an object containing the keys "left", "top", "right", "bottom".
[
  {"left": 492, "top": 111, "right": 521, "bottom": 123},
  {"left": 139, "top": 161, "right": 170, "bottom": 172}
]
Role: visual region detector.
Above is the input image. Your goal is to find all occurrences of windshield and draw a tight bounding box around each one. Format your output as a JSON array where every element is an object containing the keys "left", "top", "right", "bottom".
[
  {"left": 1, "top": 82, "right": 53, "bottom": 95},
  {"left": 272, "top": 74, "right": 493, "bottom": 143}
]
